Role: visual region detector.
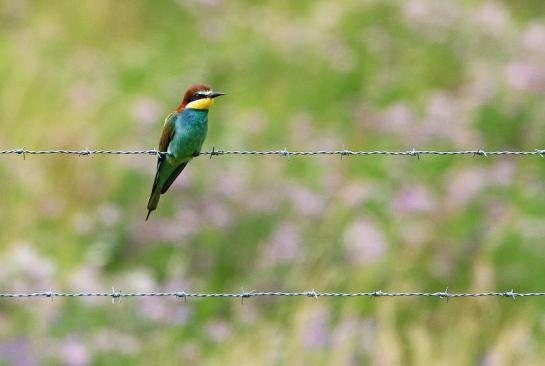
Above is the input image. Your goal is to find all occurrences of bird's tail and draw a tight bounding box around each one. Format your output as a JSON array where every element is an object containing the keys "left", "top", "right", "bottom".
[
  {"left": 146, "top": 168, "right": 163, "bottom": 221},
  {"left": 146, "top": 159, "right": 187, "bottom": 221},
  {"left": 146, "top": 188, "right": 160, "bottom": 221}
]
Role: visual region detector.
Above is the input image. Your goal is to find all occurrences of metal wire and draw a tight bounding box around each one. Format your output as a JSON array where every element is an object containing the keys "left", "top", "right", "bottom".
[
  {"left": 0, "top": 148, "right": 544, "bottom": 158},
  {"left": 0, "top": 290, "right": 542, "bottom": 302}
]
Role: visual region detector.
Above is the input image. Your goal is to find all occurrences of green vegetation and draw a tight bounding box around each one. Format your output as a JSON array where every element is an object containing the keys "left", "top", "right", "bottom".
[{"left": 1, "top": 0, "right": 545, "bottom": 364}]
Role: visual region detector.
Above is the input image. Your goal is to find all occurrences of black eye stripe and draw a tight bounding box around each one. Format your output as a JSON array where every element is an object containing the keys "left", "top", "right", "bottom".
[{"left": 190, "top": 92, "right": 209, "bottom": 102}]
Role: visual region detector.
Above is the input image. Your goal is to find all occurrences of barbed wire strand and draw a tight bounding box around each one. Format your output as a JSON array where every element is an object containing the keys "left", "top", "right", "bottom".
[
  {"left": 0, "top": 290, "right": 543, "bottom": 301},
  {"left": 0, "top": 148, "right": 544, "bottom": 158}
]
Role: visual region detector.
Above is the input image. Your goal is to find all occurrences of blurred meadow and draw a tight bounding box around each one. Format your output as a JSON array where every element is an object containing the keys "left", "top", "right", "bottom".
[{"left": 1, "top": 0, "right": 545, "bottom": 364}]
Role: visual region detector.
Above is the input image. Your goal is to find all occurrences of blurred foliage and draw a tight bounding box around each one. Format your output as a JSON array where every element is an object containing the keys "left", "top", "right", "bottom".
[{"left": 1, "top": 0, "right": 545, "bottom": 364}]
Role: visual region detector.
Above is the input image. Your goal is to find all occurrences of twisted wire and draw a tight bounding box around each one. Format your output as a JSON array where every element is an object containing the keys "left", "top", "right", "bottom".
[
  {"left": 0, "top": 148, "right": 544, "bottom": 158},
  {"left": 0, "top": 290, "right": 542, "bottom": 301}
]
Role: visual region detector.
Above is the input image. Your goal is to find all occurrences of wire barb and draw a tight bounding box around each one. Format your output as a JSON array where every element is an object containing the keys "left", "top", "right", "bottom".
[
  {"left": 16, "top": 148, "right": 27, "bottom": 160},
  {"left": 339, "top": 145, "right": 350, "bottom": 160},
  {"left": 240, "top": 289, "right": 254, "bottom": 304},
  {"left": 504, "top": 289, "right": 517, "bottom": 301},
  {"left": 45, "top": 289, "right": 54, "bottom": 302},
  {"left": 111, "top": 287, "right": 122, "bottom": 304},
  {"left": 439, "top": 287, "right": 450, "bottom": 302},
  {"left": 473, "top": 149, "right": 487, "bottom": 157},
  {"left": 175, "top": 291, "right": 188, "bottom": 303}
]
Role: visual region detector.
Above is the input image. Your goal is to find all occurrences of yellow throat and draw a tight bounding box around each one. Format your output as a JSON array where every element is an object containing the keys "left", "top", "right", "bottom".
[{"left": 186, "top": 98, "right": 214, "bottom": 110}]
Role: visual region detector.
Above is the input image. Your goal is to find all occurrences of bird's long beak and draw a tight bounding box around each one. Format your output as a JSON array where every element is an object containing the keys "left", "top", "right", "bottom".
[{"left": 209, "top": 91, "right": 225, "bottom": 99}]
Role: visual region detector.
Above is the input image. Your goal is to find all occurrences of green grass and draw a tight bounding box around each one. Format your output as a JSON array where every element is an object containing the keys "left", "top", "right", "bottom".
[{"left": 1, "top": 0, "right": 545, "bottom": 364}]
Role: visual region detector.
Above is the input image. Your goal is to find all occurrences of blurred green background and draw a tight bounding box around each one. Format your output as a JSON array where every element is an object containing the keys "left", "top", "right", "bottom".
[{"left": 1, "top": 0, "right": 545, "bottom": 364}]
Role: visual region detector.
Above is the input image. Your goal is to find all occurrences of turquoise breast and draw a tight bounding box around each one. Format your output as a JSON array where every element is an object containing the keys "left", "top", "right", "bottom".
[{"left": 167, "top": 109, "right": 209, "bottom": 164}]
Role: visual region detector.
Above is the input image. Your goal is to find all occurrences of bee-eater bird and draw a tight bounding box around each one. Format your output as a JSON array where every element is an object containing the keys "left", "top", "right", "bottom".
[{"left": 146, "top": 84, "right": 224, "bottom": 220}]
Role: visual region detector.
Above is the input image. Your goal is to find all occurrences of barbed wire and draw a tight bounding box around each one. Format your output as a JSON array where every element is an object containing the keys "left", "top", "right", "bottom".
[
  {"left": 0, "top": 148, "right": 544, "bottom": 159},
  {"left": 1, "top": 289, "right": 543, "bottom": 302}
]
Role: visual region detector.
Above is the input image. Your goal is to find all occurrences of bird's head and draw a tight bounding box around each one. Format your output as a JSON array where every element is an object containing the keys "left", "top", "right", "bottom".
[{"left": 176, "top": 84, "right": 224, "bottom": 112}]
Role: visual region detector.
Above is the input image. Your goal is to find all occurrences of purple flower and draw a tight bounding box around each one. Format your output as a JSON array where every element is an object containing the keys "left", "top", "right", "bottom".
[
  {"left": 205, "top": 321, "right": 231, "bottom": 343},
  {"left": 59, "top": 336, "right": 90, "bottom": 366},
  {"left": 97, "top": 203, "right": 120, "bottom": 226},
  {"left": 343, "top": 219, "right": 387, "bottom": 266},
  {"left": 475, "top": 2, "right": 508, "bottom": 33},
  {"left": 445, "top": 167, "right": 487, "bottom": 210},
  {"left": 301, "top": 306, "right": 330, "bottom": 351},
  {"left": 505, "top": 62, "right": 545, "bottom": 92},
  {"left": 0, "top": 339, "right": 37, "bottom": 366},
  {"left": 93, "top": 330, "right": 139, "bottom": 355},
  {"left": 339, "top": 182, "right": 375, "bottom": 208},
  {"left": 1, "top": 244, "right": 55, "bottom": 292},
  {"left": 137, "top": 297, "right": 191, "bottom": 325},
  {"left": 288, "top": 184, "right": 325, "bottom": 217},
  {"left": 203, "top": 201, "right": 232, "bottom": 228},
  {"left": 522, "top": 23, "right": 545, "bottom": 52},
  {"left": 391, "top": 185, "right": 435, "bottom": 216},
  {"left": 132, "top": 97, "right": 160, "bottom": 127},
  {"left": 260, "top": 223, "right": 302, "bottom": 267}
]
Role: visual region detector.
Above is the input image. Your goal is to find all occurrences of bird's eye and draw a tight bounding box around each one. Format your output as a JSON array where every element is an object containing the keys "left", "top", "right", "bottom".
[{"left": 194, "top": 91, "right": 210, "bottom": 99}]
